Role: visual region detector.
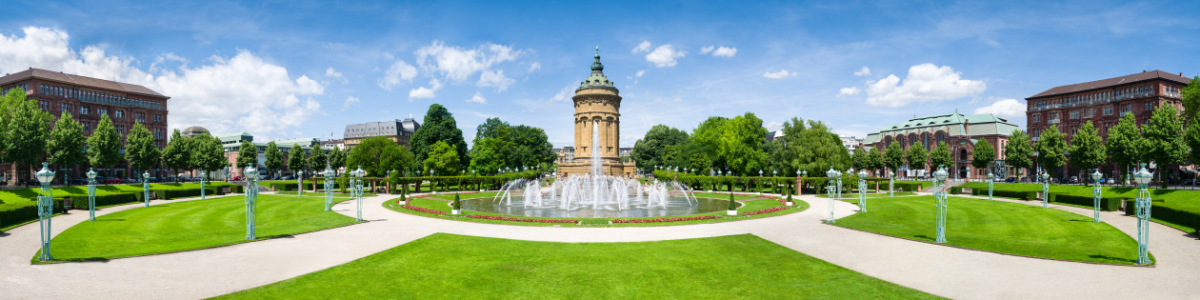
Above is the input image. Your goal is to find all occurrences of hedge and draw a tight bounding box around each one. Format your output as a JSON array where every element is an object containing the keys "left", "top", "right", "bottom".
[
  {"left": 0, "top": 199, "right": 65, "bottom": 228},
  {"left": 1048, "top": 194, "right": 1121, "bottom": 211}
]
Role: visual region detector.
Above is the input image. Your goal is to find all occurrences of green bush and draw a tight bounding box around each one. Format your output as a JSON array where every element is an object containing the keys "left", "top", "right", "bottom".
[
  {"left": 1049, "top": 194, "right": 1121, "bottom": 211},
  {"left": 950, "top": 187, "right": 963, "bottom": 194},
  {"left": 1151, "top": 202, "right": 1200, "bottom": 234},
  {"left": 0, "top": 200, "right": 65, "bottom": 228}
]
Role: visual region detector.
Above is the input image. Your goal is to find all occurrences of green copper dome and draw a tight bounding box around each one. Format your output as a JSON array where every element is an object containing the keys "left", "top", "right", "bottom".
[{"left": 578, "top": 46, "right": 617, "bottom": 92}]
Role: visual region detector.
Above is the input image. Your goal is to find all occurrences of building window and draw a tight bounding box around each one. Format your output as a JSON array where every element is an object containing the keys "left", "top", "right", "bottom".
[
  {"left": 1070, "top": 111, "right": 1078, "bottom": 119},
  {"left": 1145, "top": 101, "right": 1153, "bottom": 111},
  {"left": 116, "top": 110, "right": 124, "bottom": 118},
  {"left": 1033, "top": 114, "right": 1041, "bottom": 123},
  {"left": 1122, "top": 104, "right": 1132, "bottom": 114},
  {"left": 83, "top": 122, "right": 91, "bottom": 132},
  {"left": 61, "top": 103, "right": 72, "bottom": 112},
  {"left": 154, "top": 114, "right": 161, "bottom": 122},
  {"left": 39, "top": 101, "right": 49, "bottom": 111},
  {"left": 99, "top": 108, "right": 108, "bottom": 116},
  {"left": 117, "top": 125, "right": 125, "bottom": 135},
  {"left": 1103, "top": 106, "right": 1113, "bottom": 116},
  {"left": 80, "top": 106, "right": 89, "bottom": 115}
]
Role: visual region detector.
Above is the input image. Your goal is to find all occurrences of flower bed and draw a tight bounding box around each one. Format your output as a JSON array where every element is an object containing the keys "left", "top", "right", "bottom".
[
  {"left": 743, "top": 206, "right": 789, "bottom": 216},
  {"left": 612, "top": 215, "right": 722, "bottom": 223},
  {"left": 467, "top": 215, "right": 577, "bottom": 223},
  {"left": 402, "top": 205, "right": 446, "bottom": 214}
]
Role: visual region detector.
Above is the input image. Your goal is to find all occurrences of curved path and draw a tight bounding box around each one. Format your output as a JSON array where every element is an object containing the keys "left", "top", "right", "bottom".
[{"left": 1, "top": 191, "right": 1197, "bottom": 299}]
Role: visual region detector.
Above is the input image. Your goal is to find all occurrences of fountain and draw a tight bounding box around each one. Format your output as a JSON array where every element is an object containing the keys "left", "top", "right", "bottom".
[{"left": 470, "top": 122, "right": 716, "bottom": 218}]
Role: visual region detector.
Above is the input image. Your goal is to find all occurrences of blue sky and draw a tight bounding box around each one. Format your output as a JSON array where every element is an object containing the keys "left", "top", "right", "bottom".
[{"left": 1, "top": 0, "right": 1198, "bottom": 147}]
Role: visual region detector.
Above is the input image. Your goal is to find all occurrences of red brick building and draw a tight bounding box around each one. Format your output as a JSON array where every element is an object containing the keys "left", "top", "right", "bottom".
[
  {"left": 1025, "top": 70, "right": 1192, "bottom": 179},
  {"left": 862, "top": 113, "right": 1019, "bottom": 180},
  {"left": 0, "top": 68, "right": 170, "bottom": 184}
]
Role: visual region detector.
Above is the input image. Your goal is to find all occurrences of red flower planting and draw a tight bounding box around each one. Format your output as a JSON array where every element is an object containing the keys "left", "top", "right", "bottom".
[
  {"left": 403, "top": 205, "right": 446, "bottom": 214},
  {"left": 467, "top": 215, "right": 577, "bottom": 224},
  {"left": 743, "top": 206, "right": 789, "bottom": 215},
  {"left": 612, "top": 215, "right": 722, "bottom": 223}
]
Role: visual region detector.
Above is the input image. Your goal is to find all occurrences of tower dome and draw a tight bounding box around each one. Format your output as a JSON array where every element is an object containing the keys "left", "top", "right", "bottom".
[
  {"left": 578, "top": 46, "right": 617, "bottom": 92},
  {"left": 181, "top": 126, "right": 210, "bottom": 138}
]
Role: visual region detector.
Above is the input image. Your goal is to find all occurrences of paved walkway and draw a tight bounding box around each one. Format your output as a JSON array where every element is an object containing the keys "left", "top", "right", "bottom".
[{"left": 1, "top": 191, "right": 1197, "bottom": 299}]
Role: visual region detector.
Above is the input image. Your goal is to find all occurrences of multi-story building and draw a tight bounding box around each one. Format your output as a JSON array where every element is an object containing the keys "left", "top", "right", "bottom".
[
  {"left": 343, "top": 118, "right": 420, "bottom": 150},
  {"left": 840, "top": 136, "right": 863, "bottom": 151},
  {"left": 321, "top": 139, "right": 345, "bottom": 151},
  {"left": 215, "top": 132, "right": 323, "bottom": 178},
  {"left": 765, "top": 130, "right": 785, "bottom": 142},
  {"left": 554, "top": 147, "right": 576, "bottom": 165},
  {"left": 862, "top": 113, "right": 1018, "bottom": 179},
  {"left": 1025, "top": 70, "right": 1192, "bottom": 179},
  {"left": 0, "top": 68, "right": 170, "bottom": 183}
]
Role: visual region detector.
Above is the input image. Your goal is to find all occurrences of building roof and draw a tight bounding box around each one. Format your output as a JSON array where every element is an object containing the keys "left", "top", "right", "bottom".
[
  {"left": 577, "top": 47, "right": 617, "bottom": 92},
  {"left": 181, "top": 126, "right": 210, "bottom": 137},
  {"left": 1027, "top": 70, "right": 1192, "bottom": 99},
  {"left": 215, "top": 132, "right": 254, "bottom": 143},
  {"left": 862, "top": 112, "right": 1018, "bottom": 144},
  {"left": 0, "top": 68, "right": 167, "bottom": 98}
]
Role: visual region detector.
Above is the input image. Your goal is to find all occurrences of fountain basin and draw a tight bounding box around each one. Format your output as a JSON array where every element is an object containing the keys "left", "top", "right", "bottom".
[{"left": 461, "top": 197, "right": 730, "bottom": 219}]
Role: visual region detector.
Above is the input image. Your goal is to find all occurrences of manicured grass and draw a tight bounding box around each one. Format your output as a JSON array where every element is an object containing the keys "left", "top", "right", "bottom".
[
  {"left": 816, "top": 191, "right": 917, "bottom": 198},
  {"left": 427, "top": 192, "right": 497, "bottom": 201},
  {"left": 212, "top": 233, "right": 941, "bottom": 300},
  {"left": 0, "top": 182, "right": 236, "bottom": 204},
  {"left": 297, "top": 191, "right": 376, "bottom": 197},
  {"left": 36, "top": 194, "right": 360, "bottom": 262},
  {"left": 691, "top": 192, "right": 762, "bottom": 200},
  {"left": 960, "top": 182, "right": 1200, "bottom": 233},
  {"left": 833, "top": 195, "right": 1148, "bottom": 265},
  {"left": 385, "top": 196, "right": 807, "bottom": 227}
]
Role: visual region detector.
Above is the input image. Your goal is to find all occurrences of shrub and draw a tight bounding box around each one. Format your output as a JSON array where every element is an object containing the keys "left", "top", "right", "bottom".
[
  {"left": 1049, "top": 194, "right": 1121, "bottom": 211},
  {"left": 743, "top": 206, "right": 789, "bottom": 215},
  {"left": 0, "top": 200, "right": 65, "bottom": 228},
  {"left": 402, "top": 205, "right": 446, "bottom": 214},
  {"left": 950, "top": 187, "right": 963, "bottom": 194}
]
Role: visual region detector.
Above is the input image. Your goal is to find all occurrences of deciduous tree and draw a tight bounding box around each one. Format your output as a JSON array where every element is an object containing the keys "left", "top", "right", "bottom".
[
  {"left": 124, "top": 122, "right": 160, "bottom": 177},
  {"left": 411, "top": 104, "right": 469, "bottom": 170},
  {"left": 631, "top": 124, "right": 689, "bottom": 171},
  {"left": 1036, "top": 125, "right": 1067, "bottom": 178},
  {"left": 264, "top": 141, "right": 283, "bottom": 177},
  {"left": 161, "top": 129, "right": 191, "bottom": 180},
  {"left": 328, "top": 146, "right": 347, "bottom": 174},
  {"left": 87, "top": 114, "right": 122, "bottom": 174},
  {"left": 236, "top": 140, "right": 258, "bottom": 170},
  {"left": 971, "top": 139, "right": 995, "bottom": 176},
  {"left": 884, "top": 141, "right": 904, "bottom": 175},
  {"left": 48, "top": 111, "right": 85, "bottom": 183},
  {"left": 1142, "top": 105, "right": 1187, "bottom": 183},
  {"left": 929, "top": 141, "right": 953, "bottom": 172},
  {"left": 422, "top": 141, "right": 460, "bottom": 175},
  {"left": 1106, "top": 112, "right": 1144, "bottom": 183},
  {"left": 1067, "top": 121, "right": 1107, "bottom": 182},
  {"left": 905, "top": 142, "right": 928, "bottom": 175},
  {"left": 2, "top": 88, "right": 51, "bottom": 181},
  {"left": 1004, "top": 130, "right": 1034, "bottom": 179},
  {"left": 288, "top": 143, "right": 307, "bottom": 173}
]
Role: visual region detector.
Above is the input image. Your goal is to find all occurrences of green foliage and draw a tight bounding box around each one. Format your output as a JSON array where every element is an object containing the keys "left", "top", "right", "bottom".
[
  {"left": 469, "top": 118, "right": 555, "bottom": 175},
  {"left": 308, "top": 144, "right": 328, "bottom": 170},
  {"left": 48, "top": 111, "right": 86, "bottom": 171},
  {"left": 851, "top": 146, "right": 869, "bottom": 171},
  {"left": 1142, "top": 105, "right": 1187, "bottom": 179},
  {"left": 453, "top": 193, "right": 461, "bottom": 210},
  {"left": 328, "top": 146, "right": 346, "bottom": 174},
  {"left": 3, "top": 88, "right": 51, "bottom": 167},
  {"left": 236, "top": 140, "right": 258, "bottom": 169},
  {"left": 161, "top": 129, "right": 191, "bottom": 175},
  {"left": 411, "top": 104, "right": 470, "bottom": 170},
  {"left": 86, "top": 114, "right": 121, "bottom": 169},
  {"left": 264, "top": 141, "right": 284, "bottom": 175},
  {"left": 1107, "top": 112, "right": 1144, "bottom": 178},
  {"left": 423, "top": 141, "right": 460, "bottom": 175},
  {"left": 193, "top": 134, "right": 226, "bottom": 173},
  {"left": 1035, "top": 125, "right": 1067, "bottom": 177},
  {"left": 510, "top": 125, "right": 556, "bottom": 169},
  {"left": 868, "top": 147, "right": 886, "bottom": 175},
  {"left": 929, "top": 141, "right": 952, "bottom": 172},
  {"left": 706, "top": 113, "right": 769, "bottom": 174},
  {"left": 124, "top": 122, "right": 160, "bottom": 171},
  {"left": 1181, "top": 75, "right": 1200, "bottom": 123},
  {"left": 347, "top": 136, "right": 415, "bottom": 177},
  {"left": 1067, "top": 121, "right": 1107, "bottom": 174},
  {"left": 884, "top": 141, "right": 904, "bottom": 173},
  {"left": 728, "top": 192, "right": 737, "bottom": 210},
  {"left": 971, "top": 139, "right": 994, "bottom": 171},
  {"left": 631, "top": 124, "right": 689, "bottom": 171},
  {"left": 782, "top": 118, "right": 849, "bottom": 176},
  {"left": 1186, "top": 118, "right": 1200, "bottom": 166},
  {"left": 1004, "top": 129, "right": 1034, "bottom": 177},
  {"left": 905, "top": 142, "right": 927, "bottom": 172},
  {"left": 288, "top": 143, "right": 307, "bottom": 171}
]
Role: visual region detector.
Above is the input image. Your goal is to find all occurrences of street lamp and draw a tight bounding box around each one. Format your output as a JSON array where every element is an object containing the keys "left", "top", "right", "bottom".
[
  {"left": 1091, "top": 168, "right": 1103, "bottom": 223},
  {"left": 825, "top": 167, "right": 837, "bottom": 223},
  {"left": 323, "top": 166, "right": 335, "bottom": 211},
  {"left": 858, "top": 169, "right": 868, "bottom": 212},
  {"left": 244, "top": 166, "right": 260, "bottom": 240},
  {"left": 353, "top": 166, "right": 366, "bottom": 222},
  {"left": 296, "top": 169, "right": 304, "bottom": 197},
  {"left": 200, "top": 170, "right": 208, "bottom": 200},
  {"left": 35, "top": 163, "right": 55, "bottom": 261},
  {"left": 86, "top": 168, "right": 97, "bottom": 221},
  {"left": 141, "top": 171, "right": 150, "bottom": 207},
  {"left": 987, "top": 171, "right": 994, "bottom": 201},
  {"left": 1041, "top": 170, "right": 1051, "bottom": 208},
  {"left": 1133, "top": 164, "right": 1153, "bottom": 265},
  {"left": 933, "top": 165, "right": 949, "bottom": 243},
  {"left": 888, "top": 170, "right": 895, "bottom": 197},
  {"left": 836, "top": 169, "right": 844, "bottom": 204}
]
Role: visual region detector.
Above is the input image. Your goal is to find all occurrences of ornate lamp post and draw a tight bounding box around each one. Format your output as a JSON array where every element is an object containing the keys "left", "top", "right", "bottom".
[
  {"left": 35, "top": 163, "right": 55, "bottom": 261},
  {"left": 296, "top": 170, "right": 304, "bottom": 197},
  {"left": 757, "top": 169, "right": 763, "bottom": 195},
  {"left": 987, "top": 171, "right": 994, "bottom": 201},
  {"left": 1091, "top": 169, "right": 1103, "bottom": 223},
  {"left": 1041, "top": 171, "right": 1051, "bottom": 208},
  {"left": 858, "top": 169, "right": 868, "bottom": 212},
  {"left": 141, "top": 171, "right": 150, "bottom": 207},
  {"left": 244, "top": 166, "right": 260, "bottom": 240},
  {"left": 323, "top": 167, "right": 335, "bottom": 211},
  {"left": 200, "top": 170, "right": 207, "bottom": 200},
  {"left": 888, "top": 171, "right": 895, "bottom": 197},
  {"left": 1133, "top": 164, "right": 1153, "bottom": 265},
  {"left": 825, "top": 167, "right": 837, "bottom": 223},
  {"left": 86, "top": 168, "right": 97, "bottom": 221},
  {"left": 354, "top": 166, "right": 366, "bottom": 222},
  {"left": 835, "top": 169, "right": 843, "bottom": 203},
  {"left": 933, "top": 165, "right": 950, "bottom": 243}
]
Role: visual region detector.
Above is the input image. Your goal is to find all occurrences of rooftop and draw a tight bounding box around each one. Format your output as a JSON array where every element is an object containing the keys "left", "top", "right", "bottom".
[
  {"left": 577, "top": 47, "right": 617, "bottom": 92},
  {"left": 1027, "top": 70, "right": 1192, "bottom": 99},
  {"left": 0, "top": 68, "right": 167, "bottom": 98}
]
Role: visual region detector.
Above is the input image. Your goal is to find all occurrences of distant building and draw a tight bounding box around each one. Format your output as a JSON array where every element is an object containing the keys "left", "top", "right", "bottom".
[
  {"left": 765, "top": 130, "right": 785, "bottom": 142},
  {"left": 215, "top": 132, "right": 323, "bottom": 178},
  {"left": 554, "top": 147, "right": 576, "bottom": 164},
  {"left": 863, "top": 113, "right": 1018, "bottom": 179},
  {"left": 840, "top": 136, "right": 862, "bottom": 151},
  {"left": 321, "top": 139, "right": 345, "bottom": 151},
  {"left": 181, "top": 126, "right": 210, "bottom": 138},
  {"left": 343, "top": 118, "right": 420, "bottom": 149}
]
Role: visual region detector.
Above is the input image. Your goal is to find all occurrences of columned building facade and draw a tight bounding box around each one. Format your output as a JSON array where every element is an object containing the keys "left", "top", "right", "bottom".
[
  {"left": 862, "top": 113, "right": 1018, "bottom": 179},
  {"left": 557, "top": 48, "right": 636, "bottom": 177},
  {"left": 0, "top": 68, "right": 170, "bottom": 184},
  {"left": 1025, "top": 70, "right": 1192, "bottom": 179}
]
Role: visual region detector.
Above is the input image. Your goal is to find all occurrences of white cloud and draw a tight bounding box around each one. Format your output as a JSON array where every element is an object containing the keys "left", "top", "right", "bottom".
[
  {"left": 467, "top": 92, "right": 487, "bottom": 104},
  {"left": 837, "top": 87, "right": 861, "bottom": 97},
  {"left": 864, "top": 63, "right": 986, "bottom": 107},
  {"left": 341, "top": 96, "right": 359, "bottom": 111},
  {"left": 635, "top": 70, "right": 644, "bottom": 77},
  {"left": 549, "top": 85, "right": 574, "bottom": 102},
  {"left": 974, "top": 98, "right": 1026, "bottom": 117},
  {"left": 379, "top": 59, "right": 418, "bottom": 90},
  {"left": 0, "top": 27, "right": 324, "bottom": 138},
  {"left": 854, "top": 66, "right": 871, "bottom": 76},
  {"left": 763, "top": 69, "right": 795, "bottom": 79},
  {"left": 477, "top": 69, "right": 515, "bottom": 91},
  {"left": 700, "top": 45, "right": 715, "bottom": 54},
  {"left": 765, "top": 121, "right": 783, "bottom": 131},
  {"left": 528, "top": 62, "right": 540, "bottom": 72},
  {"left": 408, "top": 78, "right": 442, "bottom": 100},
  {"left": 415, "top": 40, "right": 519, "bottom": 82},
  {"left": 632, "top": 41, "right": 651, "bottom": 53},
  {"left": 712, "top": 46, "right": 737, "bottom": 57},
  {"left": 645, "top": 45, "right": 685, "bottom": 67},
  {"left": 325, "top": 67, "right": 343, "bottom": 78}
]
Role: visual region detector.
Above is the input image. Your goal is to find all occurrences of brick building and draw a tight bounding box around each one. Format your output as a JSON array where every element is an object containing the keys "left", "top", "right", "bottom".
[
  {"left": 0, "top": 68, "right": 169, "bottom": 184},
  {"left": 343, "top": 118, "right": 420, "bottom": 150},
  {"left": 1025, "top": 70, "right": 1192, "bottom": 179},
  {"left": 862, "top": 113, "right": 1018, "bottom": 179}
]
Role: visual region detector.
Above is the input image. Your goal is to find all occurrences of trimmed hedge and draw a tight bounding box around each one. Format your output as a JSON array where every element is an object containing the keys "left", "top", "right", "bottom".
[
  {"left": 1049, "top": 194, "right": 1121, "bottom": 211},
  {"left": 0, "top": 200, "right": 65, "bottom": 228}
]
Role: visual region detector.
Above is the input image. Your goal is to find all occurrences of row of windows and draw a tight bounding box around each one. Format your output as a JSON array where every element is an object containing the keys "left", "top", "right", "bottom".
[
  {"left": 1034, "top": 101, "right": 1158, "bottom": 123},
  {"left": 1033, "top": 84, "right": 1155, "bottom": 110},
  {"left": 2, "top": 84, "right": 30, "bottom": 95},
  {"left": 39, "top": 83, "right": 164, "bottom": 110}
]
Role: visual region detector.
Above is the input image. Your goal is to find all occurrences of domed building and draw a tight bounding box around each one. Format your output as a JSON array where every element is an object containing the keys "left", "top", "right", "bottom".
[
  {"left": 181, "top": 126, "right": 210, "bottom": 138},
  {"left": 556, "top": 47, "right": 637, "bottom": 177}
]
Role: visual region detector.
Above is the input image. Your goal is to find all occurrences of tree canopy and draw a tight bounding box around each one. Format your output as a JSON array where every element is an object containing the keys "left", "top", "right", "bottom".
[
  {"left": 1142, "top": 105, "right": 1187, "bottom": 179},
  {"left": 264, "top": 141, "right": 284, "bottom": 175},
  {"left": 347, "top": 136, "right": 414, "bottom": 177},
  {"left": 162, "top": 129, "right": 192, "bottom": 175},
  {"left": 423, "top": 140, "right": 460, "bottom": 175},
  {"left": 87, "top": 114, "right": 122, "bottom": 169},
  {"left": 905, "top": 142, "right": 928, "bottom": 173},
  {"left": 329, "top": 146, "right": 347, "bottom": 174},
  {"left": 1004, "top": 129, "right": 1034, "bottom": 177},
  {"left": 124, "top": 122, "right": 160, "bottom": 174},
  {"left": 1035, "top": 125, "right": 1067, "bottom": 177},
  {"left": 288, "top": 143, "right": 307, "bottom": 172},
  {"left": 2, "top": 88, "right": 51, "bottom": 169},
  {"left": 971, "top": 139, "right": 995, "bottom": 173},
  {"left": 929, "top": 141, "right": 952, "bottom": 172},
  {"left": 48, "top": 111, "right": 86, "bottom": 175},
  {"left": 1106, "top": 112, "right": 1144, "bottom": 178},
  {"left": 884, "top": 141, "right": 904, "bottom": 174},
  {"left": 411, "top": 104, "right": 469, "bottom": 170},
  {"left": 630, "top": 124, "right": 689, "bottom": 171},
  {"left": 236, "top": 140, "right": 258, "bottom": 170},
  {"left": 1067, "top": 121, "right": 1107, "bottom": 175},
  {"left": 309, "top": 145, "right": 328, "bottom": 170}
]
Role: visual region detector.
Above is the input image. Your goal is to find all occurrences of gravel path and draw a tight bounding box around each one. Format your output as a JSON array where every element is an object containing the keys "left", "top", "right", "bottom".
[{"left": 1, "top": 191, "right": 1197, "bottom": 299}]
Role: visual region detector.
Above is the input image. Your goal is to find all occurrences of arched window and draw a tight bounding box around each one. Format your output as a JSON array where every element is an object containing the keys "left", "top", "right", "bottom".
[{"left": 959, "top": 149, "right": 969, "bottom": 160}]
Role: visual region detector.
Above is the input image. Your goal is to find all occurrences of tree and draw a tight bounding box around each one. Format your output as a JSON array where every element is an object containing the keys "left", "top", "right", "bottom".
[
  {"left": 905, "top": 142, "right": 928, "bottom": 175},
  {"left": 124, "top": 122, "right": 160, "bottom": 177},
  {"left": 971, "top": 139, "right": 995, "bottom": 176},
  {"left": 1107, "top": 112, "right": 1144, "bottom": 183},
  {"left": 868, "top": 146, "right": 887, "bottom": 176},
  {"left": 690, "top": 116, "right": 729, "bottom": 172},
  {"left": 191, "top": 134, "right": 226, "bottom": 178},
  {"left": 328, "top": 146, "right": 347, "bottom": 174},
  {"left": 719, "top": 113, "right": 770, "bottom": 174},
  {"left": 1142, "top": 105, "right": 1188, "bottom": 183},
  {"left": 288, "top": 143, "right": 307, "bottom": 173},
  {"left": 851, "top": 147, "right": 869, "bottom": 171},
  {"left": 2, "top": 88, "right": 51, "bottom": 181},
  {"left": 1004, "top": 129, "right": 1034, "bottom": 179},
  {"left": 309, "top": 146, "right": 328, "bottom": 170},
  {"left": 264, "top": 141, "right": 284, "bottom": 176},
  {"left": 510, "top": 125, "right": 555, "bottom": 169},
  {"left": 781, "top": 118, "right": 846, "bottom": 176},
  {"left": 47, "top": 111, "right": 85, "bottom": 183},
  {"left": 929, "top": 141, "right": 953, "bottom": 173},
  {"left": 423, "top": 141, "right": 460, "bottom": 175},
  {"left": 1067, "top": 121, "right": 1107, "bottom": 182},
  {"left": 1035, "top": 125, "right": 1067, "bottom": 178},
  {"left": 884, "top": 141, "right": 904, "bottom": 175},
  {"left": 236, "top": 140, "right": 258, "bottom": 169},
  {"left": 87, "top": 114, "right": 122, "bottom": 173},
  {"left": 1180, "top": 75, "right": 1200, "bottom": 123},
  {"left": 161, "top": 129, "right": 191, "bottom": 180},
  {"left": 1186, "top": 120, "right": 1200, "bottom": 174},
  {"left": 411, "top": 104, "right": 469, "bottom": 170},
  {"left": 631, "top": 124, "right": 689, "bottom": 171},
  {"left": 347, "top": 136, "right": 414, "bottom": 177}
]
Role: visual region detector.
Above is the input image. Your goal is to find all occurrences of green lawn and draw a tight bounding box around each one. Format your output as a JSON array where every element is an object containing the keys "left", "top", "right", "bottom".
[
  {"left": 37, "top": 194, "right": 360, "bottom": 263},
  {"left": 816, "top": 191, "right": 917, "bottom": 198},
  {"left": 834, "top": 195, "right": 1147, "bottom": 265},
  {"left": 212, "top": 233, "right": 941, "bottom": 300},
  {"left": 297, "top": 191, "right": 376, "bottom": 197},
  {"left": 0, "top": 182, "right": 236, "bottom": 204},
  {"left": 959, "top": 182, "right": 1200, "bottom": 233}
]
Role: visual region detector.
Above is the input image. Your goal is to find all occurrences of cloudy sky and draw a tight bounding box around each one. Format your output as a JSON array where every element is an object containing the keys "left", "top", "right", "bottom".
[{"left": 1, "top": 0, "right": 1197, "bottom": 147}]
